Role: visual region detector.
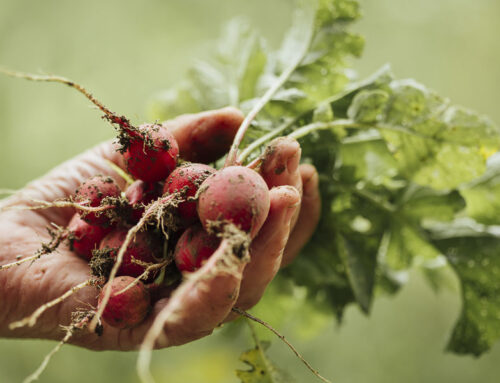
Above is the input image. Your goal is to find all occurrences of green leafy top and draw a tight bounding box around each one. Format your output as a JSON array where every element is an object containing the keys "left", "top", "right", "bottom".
[{"left": 149, "top": 0, "right": 500, "bottom": 356}]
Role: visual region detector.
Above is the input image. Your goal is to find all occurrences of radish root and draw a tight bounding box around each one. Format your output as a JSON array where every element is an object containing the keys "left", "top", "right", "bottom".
[
  {"left": 116, "top": 260, "right": 170, "bottom": 296},
  {"left": 22, "top": 311, "right": 93, "bottom": 383},
  {"left": 10, "top": 279, "right": 94, "bottom": 330},
  {"left": 0, "top": 225, "right": 69, "bottom": 271},
  {"left": 233, "top": 307, "right": 333, "bottom": 383},
  {"left": 0, "top": 67, "right": 134, "bottom": 131}
]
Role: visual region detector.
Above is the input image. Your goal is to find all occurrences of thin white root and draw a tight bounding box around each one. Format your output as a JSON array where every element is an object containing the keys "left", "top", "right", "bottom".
[
  {"left": 9, "top": 280, "right": 92, "bottom": 330},
  {"left": 0, "top": 226, "right": 68, "bottom": 271},
  {"left": 21, "top": 306, "right": 92, "bottom": 383},
  {"left": 22, "top": 329, "right": 73, "bottom": 383},
  {"left": 0, "top": 253, "right": 48, "bottom": 271},
  {"left": 0, "top": 68, "right": 115, "bottom": 119},
  {"left": 115, "top": 260, "right": 169, "bottom": 296},
  {"left": 233, "top": 307, "right": 333, "bottom": 383},
  {"left": 136, "top": 236, "right": 247, "bottom": 383},
  {"left": 0, "top": 67, "right": 138, "bottom": 133},
  {"left": 4, "top": 199, "right": 114, "bottom": 213},
  {"left": 137, "top": 302, "right": 178, "bottom": 383}
]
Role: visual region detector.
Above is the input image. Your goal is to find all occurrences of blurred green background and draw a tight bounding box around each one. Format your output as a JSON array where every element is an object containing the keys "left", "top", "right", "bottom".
[{"left": 0, "top": 0, "right": 499, "bottom": 382}]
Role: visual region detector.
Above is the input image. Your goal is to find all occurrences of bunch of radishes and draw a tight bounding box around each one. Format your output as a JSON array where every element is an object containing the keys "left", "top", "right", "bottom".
[
  {"left": 64, "top": 120, "right": 270, "bottom": 330},
  {"left": 0, "top": 69, "right": 335, "bottom": 383}
]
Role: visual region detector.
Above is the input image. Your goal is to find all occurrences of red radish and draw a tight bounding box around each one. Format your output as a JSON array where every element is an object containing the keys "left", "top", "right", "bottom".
[
  {"left": 197, "top": 166, "right": 270, "bottom": 238},
  {"left": 98, "top": 276, "right": 151, "bottom": 329},
  {"left": 123, "top": 123, "right": 179, "bottom": 183},
  {"left": 164, "top": 163, "right": 216, "bottom": 225},
  {"left": 74, "top": 175, "right": 121, "bottom": 226},
  {"left": 173, "top": 225, "right": 220, "bottom": 272},
  {"left": 68, "top": 214, "right": 112, "bottom": 261},
  {"left": 99, "top": 229, "right": 162, "bottom": 281},
  {"left": 125, "top": 180, "right": 163, "bottom": 223}
]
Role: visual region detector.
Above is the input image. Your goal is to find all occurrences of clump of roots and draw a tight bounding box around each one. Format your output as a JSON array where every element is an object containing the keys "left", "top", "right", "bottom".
[
  {"left": 90, "top": 249, "right": 115, "bottom": 279},
  {"left": 88, "top": 191, "right": 184, "bottom": 332},
  {"left": 207, "top": 220, "right": 251, "bottom": 261},
  {"left": 0, "top": 67, "right": 137, "bottom": 136}
]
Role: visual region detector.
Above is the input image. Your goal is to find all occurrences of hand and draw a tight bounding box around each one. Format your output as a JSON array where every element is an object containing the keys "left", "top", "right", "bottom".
[{"left": 0, "top": 107, "right": 321, "bottom": 350}]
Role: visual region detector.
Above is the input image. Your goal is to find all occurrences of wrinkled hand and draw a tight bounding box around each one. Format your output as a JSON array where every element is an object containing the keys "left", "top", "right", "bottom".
[{"left": 0, "top": 107, "right": 320, "bottom": 350}]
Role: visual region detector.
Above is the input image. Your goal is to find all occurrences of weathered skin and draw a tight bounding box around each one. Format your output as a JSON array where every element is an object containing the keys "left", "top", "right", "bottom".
[{"left": 0, "top": 107, "right": 320, "bottom": 351}]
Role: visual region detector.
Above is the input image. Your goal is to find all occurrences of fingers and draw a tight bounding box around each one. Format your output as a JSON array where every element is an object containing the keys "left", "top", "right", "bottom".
[
  {"left": 259, "top": 137, "right": 302, "bottom": 192},
  {"left": 253, "top": 137, "right": 321, "bottom": 269},
  {"left": 123, "top": 238, "right": 247, "bottom": 350},
  {"left": 164, "top": 107, "right": 244, "bottom": 163},
  {"left": 281, "top": 164, "right": 321, "bottom": 266},
  {"left": 68, "top": 238, "right": 247, "bottom": 351},
  {"left": 259, "top": 137, "right": 303, "bottom": 230},
  {"left": 228, "top": 186, "right": 300, "bottom": 312}
]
